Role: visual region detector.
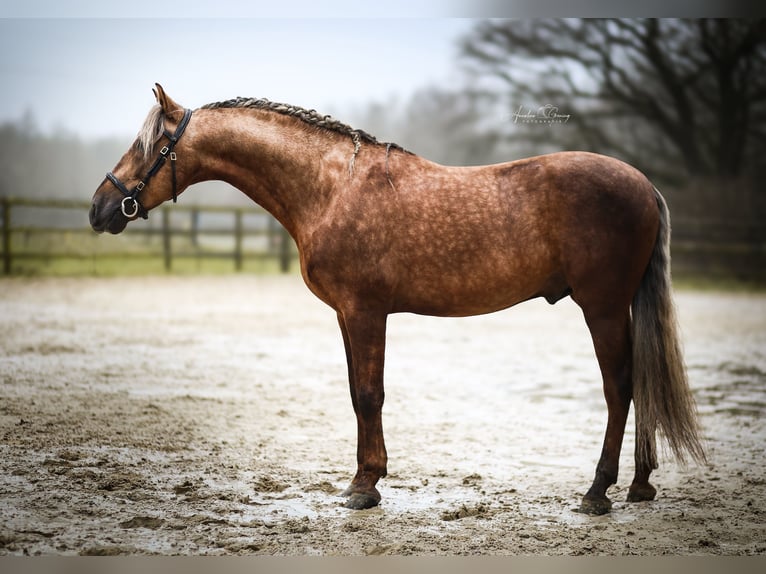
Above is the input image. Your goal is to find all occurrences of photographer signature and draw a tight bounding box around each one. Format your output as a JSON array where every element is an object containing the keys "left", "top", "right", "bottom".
[{"left": 512, "top": 104, "right": 571, "bottom": 124}]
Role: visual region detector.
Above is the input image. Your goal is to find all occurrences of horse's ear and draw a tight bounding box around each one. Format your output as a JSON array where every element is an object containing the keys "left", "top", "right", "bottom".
[{"left": 153, "top": 83, "right": 183, "bottom": 115}]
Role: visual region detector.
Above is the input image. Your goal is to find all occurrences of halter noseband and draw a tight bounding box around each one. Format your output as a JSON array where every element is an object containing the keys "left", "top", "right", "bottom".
[{"left": 106, "top": 108, "right": 193, "bottom": 219}]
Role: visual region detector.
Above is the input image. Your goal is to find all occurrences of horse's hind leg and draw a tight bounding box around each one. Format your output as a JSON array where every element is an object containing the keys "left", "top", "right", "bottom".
[
  {"left": 578, "top": 306, "right": 633, "bottom": 515},
  {"left": 336, "top": 309, "right": 388, "bottom": 510},
  {"left": 627, "top": 429, "right": 658, "bottom": 502}
]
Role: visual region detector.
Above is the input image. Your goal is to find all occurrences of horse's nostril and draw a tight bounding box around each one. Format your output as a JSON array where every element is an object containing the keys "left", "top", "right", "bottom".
[{"left": 89, "top": 201, "right": 107, "bottom": 233}]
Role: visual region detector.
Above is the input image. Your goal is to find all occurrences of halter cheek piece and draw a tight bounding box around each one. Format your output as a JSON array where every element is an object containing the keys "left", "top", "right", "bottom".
[{"left": 105, "top": 108, "right": 193, "bottom": 219}]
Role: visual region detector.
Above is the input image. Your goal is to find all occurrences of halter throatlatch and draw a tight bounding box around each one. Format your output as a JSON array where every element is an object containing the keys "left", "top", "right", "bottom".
[{"left": 106, "top": 108, "right": 193, "bottom": 219}]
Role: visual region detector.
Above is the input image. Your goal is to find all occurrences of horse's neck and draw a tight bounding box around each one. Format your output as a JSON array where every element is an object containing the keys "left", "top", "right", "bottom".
[{"left": 189, "top": 108, "right": 347, "bottom": 242}]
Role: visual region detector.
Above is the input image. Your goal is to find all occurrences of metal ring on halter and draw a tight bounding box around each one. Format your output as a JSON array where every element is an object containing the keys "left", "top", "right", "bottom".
[{"left": 121, "top": 196, "right": 140, "bottom": 218}]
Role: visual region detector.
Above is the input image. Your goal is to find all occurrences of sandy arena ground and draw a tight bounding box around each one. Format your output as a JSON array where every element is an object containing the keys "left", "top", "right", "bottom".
[{"left": 0, "top": 275, "right": 764, "bottom": 555}]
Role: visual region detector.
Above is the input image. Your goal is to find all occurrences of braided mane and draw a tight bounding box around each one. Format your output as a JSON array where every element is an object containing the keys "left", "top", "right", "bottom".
[
  {"left": 202, "top": 97, "right": 380, "bottom": 144},
  {"left": 200, "top": 97, "right": 407, "bottom": 175}
]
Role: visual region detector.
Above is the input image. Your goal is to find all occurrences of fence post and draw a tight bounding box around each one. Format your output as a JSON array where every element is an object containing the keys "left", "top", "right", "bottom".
[
  {"left": 191, "top": 208, "right": 199, "bottom": 247},
  {"left": 268, "top": 216, "right": 278, "bottom": 250},
  {"left": 279, "top": 225, "right": 290, "bottom": 273},
  {"left": 162, "top": 208, "right": 172, "bottom": 272},
  {"left": 2, "top": 197, "right": 11, "bottom": 274},
  {"left": 234, "top": 209, "right": 243, "bottom": 272}
]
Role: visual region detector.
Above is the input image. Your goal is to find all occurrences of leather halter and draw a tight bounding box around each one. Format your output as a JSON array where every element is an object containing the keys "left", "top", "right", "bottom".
[{"left": 106, "top": 108, "right": 193, "bottom": 219}]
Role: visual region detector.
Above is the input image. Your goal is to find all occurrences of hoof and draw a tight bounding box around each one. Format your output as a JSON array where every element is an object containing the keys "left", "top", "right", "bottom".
[
  {"left": 344, "top": 491, "right": 381, "bottom": 510},
  {"left": 579, "top": 495, "right": 612, "bottom": 515},
  {"left": 627, "top": 482, "right": 657, "bottom": 503},
  {"left": 341, "top": 485, "right": 354, "bottom": 497}
]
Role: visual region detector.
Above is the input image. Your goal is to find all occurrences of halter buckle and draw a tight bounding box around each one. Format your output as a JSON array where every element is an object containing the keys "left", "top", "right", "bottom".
[{"left": 121, "top": 196, "right": 140, "bottom": 219}]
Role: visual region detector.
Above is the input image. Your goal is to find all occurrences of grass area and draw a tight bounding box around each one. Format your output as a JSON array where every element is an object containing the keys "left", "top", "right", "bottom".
[
  {"left": 5, "top": 254, "right": 296, "bottom": 277},
  {"left": 1, "top": 227, "right": 297, "bottom": 277},
  {"left": 673, "top": 273, "right": 766, "bottom": 293},
  {"left": 5, "top": 255, "right": 763, "bottom": 294}
]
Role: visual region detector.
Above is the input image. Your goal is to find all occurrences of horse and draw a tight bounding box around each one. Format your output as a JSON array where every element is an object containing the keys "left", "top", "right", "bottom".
[{"left": 90, "top": 84, "right": 706, "bottom": 515}]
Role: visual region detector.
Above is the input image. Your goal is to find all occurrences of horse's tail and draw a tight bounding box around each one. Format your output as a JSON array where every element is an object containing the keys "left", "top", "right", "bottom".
[{"left": 631, "top": 187, "right": 707, "bottom": 470}]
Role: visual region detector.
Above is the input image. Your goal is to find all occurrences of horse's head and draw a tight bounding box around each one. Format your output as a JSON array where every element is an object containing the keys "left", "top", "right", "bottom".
[{"left": 90, "top": 84, "right": 193, "bottom": 234}]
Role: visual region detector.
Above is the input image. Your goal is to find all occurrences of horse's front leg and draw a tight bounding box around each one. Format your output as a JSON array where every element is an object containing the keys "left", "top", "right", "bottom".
[{"left": 337, "top": 309, "right": 388, "bottom": 510}]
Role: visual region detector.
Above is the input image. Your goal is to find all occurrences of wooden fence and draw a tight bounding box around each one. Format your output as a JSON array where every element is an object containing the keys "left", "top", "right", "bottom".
[
  {"left": 665, "top": 216, "right": 765, "bottom": 283},
  {"left": 1, "top": 196, "right": 763, "bottom": 282},
  {"left": 1, "top": 197, "right": 295, "bottom": 274}
]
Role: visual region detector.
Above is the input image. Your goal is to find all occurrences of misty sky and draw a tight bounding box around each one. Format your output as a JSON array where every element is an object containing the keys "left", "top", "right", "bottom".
[
  {"left": 1, "top": 1, "right": 740, "bottom": 140},
  {"left": 0, "top": 17, "right": 474, "bottom": 140}
]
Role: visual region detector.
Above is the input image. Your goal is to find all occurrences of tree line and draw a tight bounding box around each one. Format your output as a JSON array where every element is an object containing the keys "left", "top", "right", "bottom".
[{"left": 3, "top": 19, "right": 764, "bottom": 220}]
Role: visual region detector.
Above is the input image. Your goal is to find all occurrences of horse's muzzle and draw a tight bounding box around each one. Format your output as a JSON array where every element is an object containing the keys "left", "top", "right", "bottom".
[{"left": 89, "top": 198, "right": 129, "bottom": 234}]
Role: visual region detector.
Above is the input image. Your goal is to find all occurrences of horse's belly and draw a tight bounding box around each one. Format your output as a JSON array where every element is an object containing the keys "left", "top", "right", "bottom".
[{"left": 391, "top": 260, "right": 556, "bottom": 317}]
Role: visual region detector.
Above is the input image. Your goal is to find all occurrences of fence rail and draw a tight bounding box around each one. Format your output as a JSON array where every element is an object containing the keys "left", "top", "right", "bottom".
[{"left": 1, "top": 197, "right": 295, "bottom": 274}]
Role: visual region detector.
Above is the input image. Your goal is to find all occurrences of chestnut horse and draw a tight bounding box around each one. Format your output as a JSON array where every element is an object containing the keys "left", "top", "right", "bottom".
[{"left": 90, "top": 85, "right": 706, "bottom": 515}]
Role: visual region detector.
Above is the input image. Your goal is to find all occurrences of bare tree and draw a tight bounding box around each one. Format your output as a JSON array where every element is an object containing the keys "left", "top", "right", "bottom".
[{"left": 461, "top": 19, "right": 766, "bottom": 182}]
